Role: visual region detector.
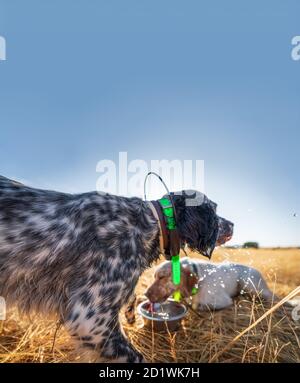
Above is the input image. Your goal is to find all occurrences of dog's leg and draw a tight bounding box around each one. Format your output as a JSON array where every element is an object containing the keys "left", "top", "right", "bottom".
[
  {"left": 193, "top": 295, "right": 233, "bottom": 311},
  {"left": 124, "top": 293, "right": 136, "bottom": 324},
  {"left": 100, "top": 312, "right": 145, "bottom": 363},
  {"left": 192, "top": 286, "right": 233, "bottom": 311},
  {"left": 239, "top": 268, "right": 282, "bottom": 304},
  {"left": 64, "top": 301, "right": 144, "bottom": 363}
]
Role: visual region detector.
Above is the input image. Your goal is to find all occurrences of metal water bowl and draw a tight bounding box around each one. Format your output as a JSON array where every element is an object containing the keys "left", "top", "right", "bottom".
[{"left": 137, "top": 299, "right": 187, "bottom": 332}]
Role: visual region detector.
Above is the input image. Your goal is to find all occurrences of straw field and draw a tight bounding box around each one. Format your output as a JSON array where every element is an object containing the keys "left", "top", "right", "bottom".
[{"left": 0, "top": 247, "right": 299, "bottom": 363}]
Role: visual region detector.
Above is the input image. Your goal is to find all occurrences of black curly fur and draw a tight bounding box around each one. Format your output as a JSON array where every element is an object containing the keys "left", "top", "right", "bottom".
[{"left": 173, "top": 194, "right": 219, "bottom": 258}]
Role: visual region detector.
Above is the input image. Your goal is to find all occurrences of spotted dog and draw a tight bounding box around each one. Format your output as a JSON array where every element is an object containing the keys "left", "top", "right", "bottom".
[
  {"left": 145, "top": 258, "right": 294, "bottom": 311},
  {"left": 0, "top": 176, "right": 233, "bottom": 362}
]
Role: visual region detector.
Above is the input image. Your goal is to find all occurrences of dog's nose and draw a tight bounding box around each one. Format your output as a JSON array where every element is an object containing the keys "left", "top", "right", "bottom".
[
  {"left": 217, "top": 217, "right": 234, "bottom": 245},
  {"left": 145, "top": 292, "right": 155, "bottom": 303},
  {"left": 144, "top": 288, "right": 154, "bottom": 302},
  {"left": 227, "top": 220, "right": 234, "bottom": 236}
]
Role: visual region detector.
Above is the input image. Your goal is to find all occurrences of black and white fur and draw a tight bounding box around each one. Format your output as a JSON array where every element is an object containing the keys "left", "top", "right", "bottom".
[{"left": 0, "top": 176, "right": 233, "bottom": 362}]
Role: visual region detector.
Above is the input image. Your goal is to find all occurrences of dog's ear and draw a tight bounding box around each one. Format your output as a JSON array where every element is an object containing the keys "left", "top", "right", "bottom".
[
  {"left": 155, "top": 261, "right": 172, "bottom": 279},
  {"left": 172, "top": 192, "right": 219, "bottom": 259}
]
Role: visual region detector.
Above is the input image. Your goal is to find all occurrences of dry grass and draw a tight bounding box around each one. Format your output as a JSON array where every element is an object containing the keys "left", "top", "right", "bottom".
[{"left": 0, "top": 248, "right": 299, "bottom": 363}]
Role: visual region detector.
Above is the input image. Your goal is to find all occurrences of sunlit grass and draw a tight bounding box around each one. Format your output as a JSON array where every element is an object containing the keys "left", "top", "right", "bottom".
[{"left": 0, "top": 248, "right": 299, "bottom": 363}]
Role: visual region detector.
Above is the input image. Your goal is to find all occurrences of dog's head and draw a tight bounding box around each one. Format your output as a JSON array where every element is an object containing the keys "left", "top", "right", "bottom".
[
  {"left": 145, "top": 261, "right": 198, "bottom": 303},
  {"left": 169, "top": 190, "right": 233, "bottom": 258}
]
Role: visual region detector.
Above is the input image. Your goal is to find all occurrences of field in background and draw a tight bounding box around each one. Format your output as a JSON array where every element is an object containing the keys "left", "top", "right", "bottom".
[{"left": 0, "top": 248, "right": 299, "bottom": 363}]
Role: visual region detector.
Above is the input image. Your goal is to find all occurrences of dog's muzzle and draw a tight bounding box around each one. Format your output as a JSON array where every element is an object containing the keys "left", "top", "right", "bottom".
[{"left": 217, "top": 217, "right": 234, "bottom": 245}]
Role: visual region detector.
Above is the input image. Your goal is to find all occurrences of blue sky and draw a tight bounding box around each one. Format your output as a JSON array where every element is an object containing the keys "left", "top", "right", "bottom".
[{"left": 0, "top": 0, "right": 299, "bottom": 247}]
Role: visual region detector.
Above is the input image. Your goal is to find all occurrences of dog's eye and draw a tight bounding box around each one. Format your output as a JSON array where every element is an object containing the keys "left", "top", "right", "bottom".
[{"left": 158, "top": 274, "right": 169, "bottom": 280}]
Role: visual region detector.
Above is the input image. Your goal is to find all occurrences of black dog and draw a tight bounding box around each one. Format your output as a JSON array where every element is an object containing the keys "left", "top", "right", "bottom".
[{"left": 0, "top": 176, "right": 233, "bottom": 362}]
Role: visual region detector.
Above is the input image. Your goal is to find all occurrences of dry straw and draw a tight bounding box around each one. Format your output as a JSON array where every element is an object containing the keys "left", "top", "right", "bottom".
[
  {"left": 0, "top": 248, "right": 299, "bottom": 363},
  {"left": 208, "top": 285, "right": 300, "bottom": 362}
]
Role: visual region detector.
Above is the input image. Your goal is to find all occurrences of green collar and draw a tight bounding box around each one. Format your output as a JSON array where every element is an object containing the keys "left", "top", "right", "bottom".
[
  {"left": 191, "top": 286, "right": 199, "bottom": 296},
  {"left": 158, "top": 197, "right": 181, "bottom": 301}
]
